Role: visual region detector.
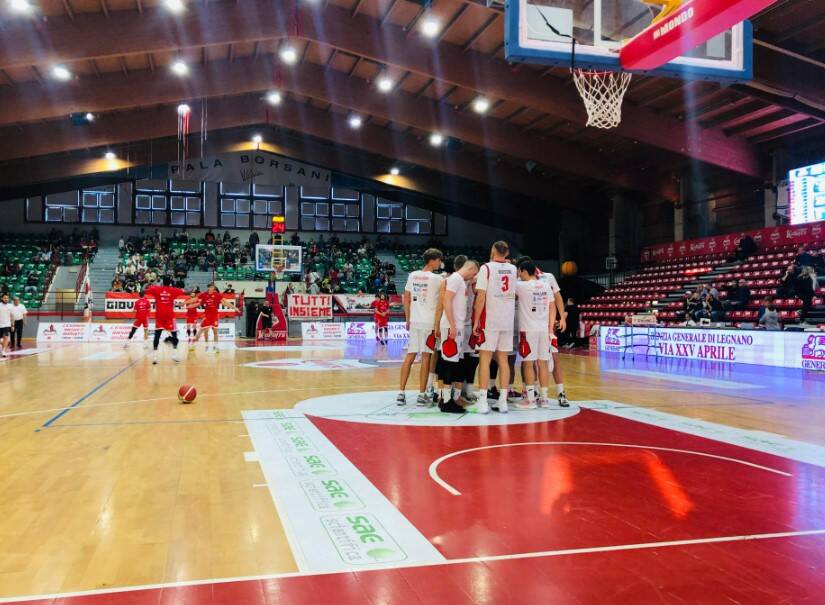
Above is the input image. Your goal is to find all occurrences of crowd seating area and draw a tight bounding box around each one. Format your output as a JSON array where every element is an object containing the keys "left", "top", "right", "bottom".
[
  {"left": 394, "top": 245, "right": 488, "bottom": 273},
  {"left": 581, "top": 241, "right": 825, "bottom": 331},
  {"left": 0, "top": 231, "right": 97, "bottom": 309}
]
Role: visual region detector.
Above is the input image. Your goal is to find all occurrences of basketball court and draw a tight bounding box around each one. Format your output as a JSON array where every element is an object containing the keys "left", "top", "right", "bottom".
[{"left": 0, "top": 340, "right": 824, "bottom": 603}]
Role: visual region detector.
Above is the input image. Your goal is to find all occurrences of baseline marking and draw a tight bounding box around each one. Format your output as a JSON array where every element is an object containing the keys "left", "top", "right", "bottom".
[
  {"left": 2, "top": 528, "right": 824, "bottom": 603},
  {"left": 429, "top": 441, "right": 792, "bottom": 496}
]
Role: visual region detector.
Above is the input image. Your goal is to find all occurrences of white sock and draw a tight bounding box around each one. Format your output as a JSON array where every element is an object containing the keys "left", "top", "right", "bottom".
[
  {"left": 526, "top": 385, "right": 536, "bottom": 403},
  {"left": 477, "top": 392, "right": 487, "bottom": 407},
  {"left": 540, "top": 387, "right": 549, "bottom": 399},
  {"left": 441, "top": 387, "right": 452, "bottom": 403},
  {"left": 426, "top": 373, "right": 436, "bottom": 392},
  {"left": 556, "top": 383, "right": 565, "bottom": 395}
]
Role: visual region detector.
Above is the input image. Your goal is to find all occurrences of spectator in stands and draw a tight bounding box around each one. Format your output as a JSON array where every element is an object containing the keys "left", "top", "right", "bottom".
[
  {"left": 111, "top": 278, "right": 124, "bottom": 292},
  {"left": 696, "top": 293, "right": 725, "bottom": 322},
  {"left": 796, "top": 266, "right": 817, "bottom": 325},
  {"left": 180, "top": 227, "right": 189, "bottom": 243},
  {"left": 249, "top": 231, "right": 259, "bottom": 250},
  {"left": 0, "top": 282, "right": 8, "bottom": 296},
  {"left": 174, "top": 259, "right": 187, "bottom": 280},
  {"left": 224, "top": 283, "right": 236, "bottom": 294},
  {"left": 205, "top": 250, "right": 217, "bottom": 271},
  {"left": 282, "top": 283, "right": 294, "bottom": 308},
  {"left": 387, "top": 281, "right": 397, "bottom": 295},
  {"left": 724, "top": 279, "right": 751, "bottom": 311},
  {"left": 777, "top": 263, "right": 797, "bottom": 298},
  {"left": 728, "top": 235, "right": 757, "bottom": 262},
  {"left": 222, "top": 230, "right": 231, "bottom": 243},
  {"left": 795, "top": 245, "right": 816, "bottom": 269},
  {"left": 205, "top": 229, "right": 216, "bottom": 243},
  {"left": 290, "top": 233, "right": 300, "bottom": 246},
  {"left": 757, "top": 297, "right": 781, "bottom": 331},
  {"left": 308, "top": 279, "right": 321, "bottom": 295},
  {"left": 24, "top": 272, "right": 38, "bottom": 295},
  {"left": 684, "top": 291, "right": 701, "bottom": 322},
  {"left": 328, "top": 267, "right": 339, "bottom": 285}
]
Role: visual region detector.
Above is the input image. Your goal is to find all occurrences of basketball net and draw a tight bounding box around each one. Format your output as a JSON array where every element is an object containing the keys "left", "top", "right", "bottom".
[{"left": 572, "top": 69, "right": 632, "bottom": 129}]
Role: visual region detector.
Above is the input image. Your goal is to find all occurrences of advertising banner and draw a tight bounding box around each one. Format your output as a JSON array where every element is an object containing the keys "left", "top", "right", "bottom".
[
  {"left": 301, "top": 322, "right": 346, "bottom": 340},
  {"left": 168, "top": 151, "right": 331, "bottom": 187},
  {"left": 345, "top": 321, "right": 409, "bottom": 340},
  {"left": 333, "top": 294, "right": 404, "bottom": 315},
  {"left": 104, "top": 292, "right": 239, "bottom": 320},
  {"left": 288, "top": 294, "right": 333, "bottom": 320},
  {"left": 599, "top": 326, "right": 824, "bottom": 371},
  {"left": 37, "top": 322, "right": 235, "bottom": 342},
  {"left": 641, "top": 220, "right": 825, "bottom": 263}
]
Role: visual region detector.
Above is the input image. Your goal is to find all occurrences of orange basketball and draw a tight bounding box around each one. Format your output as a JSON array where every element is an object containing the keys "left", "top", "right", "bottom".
[
  {"left": 178, "top": 384, "right": 197, "bottom": 404},
  {"left": 561, "top": 261, "right": 578, "bottom": 277}
]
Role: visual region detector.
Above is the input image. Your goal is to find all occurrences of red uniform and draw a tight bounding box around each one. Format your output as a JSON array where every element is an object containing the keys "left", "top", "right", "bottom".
[
  {"left": 198, "top": 291, "right": 223, "bottom": 329},
  {"left": 372, "top": 298, "right": 389, "bottom": 328},
  {"left": 185, "top": 299, "right": 200, "bottom": 324},
  {"left": 133, "top": 297, "right": 151, "bottom": 328},
  {"left": 145, "top": 285, "right": 185, "bottom": 331}
]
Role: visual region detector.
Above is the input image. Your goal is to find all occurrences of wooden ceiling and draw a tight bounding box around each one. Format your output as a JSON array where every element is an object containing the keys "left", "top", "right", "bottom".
[{"left": 0, "top": 0, "right": 822, "bottom": 204}]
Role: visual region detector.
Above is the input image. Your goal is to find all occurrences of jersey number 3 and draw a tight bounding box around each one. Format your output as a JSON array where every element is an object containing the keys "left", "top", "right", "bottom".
[{"left": 501, "top": 275, "right": 510, "bottom": 293}]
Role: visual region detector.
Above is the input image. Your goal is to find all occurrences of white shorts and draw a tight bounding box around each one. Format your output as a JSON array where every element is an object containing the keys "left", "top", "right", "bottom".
[
  {"left": 408, "top": 327, "right": 435, "bottom": 354},
  {"left": 478, "top": 329, "right": 513, "bottom": 353},
  {"left": 521, "top": 331, "right": 551, "bottom": 361}
]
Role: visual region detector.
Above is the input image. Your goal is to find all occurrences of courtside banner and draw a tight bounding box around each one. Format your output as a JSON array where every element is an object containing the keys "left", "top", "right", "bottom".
[
  {"left": 288, "top": 294, "right": 333, "bottom": 319},
  {"left": 301, "top": 321, "right": 346, "bottom": 340},
  {"left": 37, "top": 322, "right": 89, "bottom": 342},
  {"left": 599, "top": 326, "right": 824, "bottom": 371},
  {"left": 345, "top": 321, "right": 409, "bottom": 340},
  {"left": 333, "top": 294, "right": 403, "bottom": 315},
  {"left": 38, "top": 322, "right": 235, "bottom": 342},
  {"left": 104, "top": 292, "right": 239, "bottom": 319}
]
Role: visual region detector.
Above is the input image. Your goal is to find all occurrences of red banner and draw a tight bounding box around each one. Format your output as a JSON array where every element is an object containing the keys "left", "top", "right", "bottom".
[
  {"left": 104, "top": 292, "right": 240, "bottom": 319},
  {"left": 288, "top": 294, "right": 333, "bottom": 319},
  {"left": 642, "top": 220, "right": 825, "bottom": 263}
]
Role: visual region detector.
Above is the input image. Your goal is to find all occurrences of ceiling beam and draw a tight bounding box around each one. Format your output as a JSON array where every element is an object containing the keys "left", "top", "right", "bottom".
[
  {"left": 0, "top": 0, "right": 763, "bottom": 178},
  {"left": 0, "top": 94, "right": 590, "bottom": 216},
  {"left": 0, "top": 57, "right": 677, "bottom": 198}
]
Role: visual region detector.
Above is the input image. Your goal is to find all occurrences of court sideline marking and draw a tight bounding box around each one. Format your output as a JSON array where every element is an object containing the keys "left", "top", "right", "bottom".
[
  {"left": 2, "top": 528, "right": 824, "bottom": 603},
  {"left": 429, "top": 441, "right": 792, "bottom": 496},
  {"left": 38, "top": 357, "right": 142, "bottom": 429}
]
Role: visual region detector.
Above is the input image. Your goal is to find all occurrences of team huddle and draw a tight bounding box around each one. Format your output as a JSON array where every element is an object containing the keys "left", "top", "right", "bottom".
[
  {"left": 397, "top": 241, "right": 569, "bottom": 414},
  {"left": 124, "top": 277, "right": 235, "bottom": 363}
]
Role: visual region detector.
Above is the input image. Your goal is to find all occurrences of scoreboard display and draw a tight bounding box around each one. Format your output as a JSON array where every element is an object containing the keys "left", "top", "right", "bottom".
[{"left": 789, "top": 161, "right": 825, "bottom": 226}]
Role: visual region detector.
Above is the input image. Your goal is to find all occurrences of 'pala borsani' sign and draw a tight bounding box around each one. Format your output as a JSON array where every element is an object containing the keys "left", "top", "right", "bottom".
[{"left": 168, "top": 151, "right": 331, "bottom": 187}]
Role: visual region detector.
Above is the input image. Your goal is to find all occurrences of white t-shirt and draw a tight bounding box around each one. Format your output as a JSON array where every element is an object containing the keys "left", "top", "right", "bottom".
[
  {"left": 516, "top": 279, "right": 552, "bottom": 334},
  {"left": 0, "top": 303, "right": 11, "bottom": 328},
  {"left": 405, "top": 270, "right": 442, "bottom": 330},
  {"left": 10, "top": 303, "right": 27, "bottom": 322},
  {"left": 537, "top": 271, "right": 561, "bottom": 296},
  {"left": 476, "top": 261, "right": 516, "bottom": 330},
  {"left": 440, "top": 272, "right": 468, "bottom": 332}
]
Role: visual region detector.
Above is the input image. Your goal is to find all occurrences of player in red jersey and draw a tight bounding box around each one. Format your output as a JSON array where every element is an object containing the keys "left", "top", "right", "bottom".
[
  {"left": 144, "top": 276, "right": 186, "bottom": 364},
  {"left": 124, "top": 289, "right": 151, "bottom": 348},
  {"left": 195, "top": 283, "right": 234, "bottom": 352},
  {"left": 371, "top": 291, "right": 390, "bottom": 345},
  {"left": 184, "top": 287, "right": 201, "bottom": 348}
]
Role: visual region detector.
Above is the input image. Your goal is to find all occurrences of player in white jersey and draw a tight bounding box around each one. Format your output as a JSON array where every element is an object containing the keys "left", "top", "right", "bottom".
[
  {"left": 397, "top": 248, "right": 444, "bottom": 406},
  {"left": 471, "top": 241, "right": 517, "bottom": 414},
  {"left": 434, "top": 257, "right": 479, "bottom": 413},
  {"left": 537, "top": 264, "right": 569, "bottom": 407},
  {"left": 513, "top": 260, "right": 557, "bottom": 409}
]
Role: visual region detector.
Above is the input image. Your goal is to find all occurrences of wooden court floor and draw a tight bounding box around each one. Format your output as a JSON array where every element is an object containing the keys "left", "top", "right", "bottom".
[{"left": 1, "top": 339, "right": 824, "bottom": 601}]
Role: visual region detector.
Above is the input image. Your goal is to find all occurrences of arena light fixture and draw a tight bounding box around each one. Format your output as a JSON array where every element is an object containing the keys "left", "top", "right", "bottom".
[
  {"left": 279, "top": 45, "right": 298, "bottom": 65},
  {"left": 348, "top": 115, "right": 363, "bottom": 129},
  {"left": 420, "top": 15, "right": 441, "bottom": 38},
  {"left": 170, "top": 59, "right": 189, "bottom": 77},
  {"left": 252, "top": 134, "right": 263, "bottom": 145},
  {"left": 472, "top": 96, "right": 491, "bottom": 114},
  {"left": 9, "top": 0, "right": 34, "bottom": 14},
  {"left": 376, "top": 75, "right": 393, "bottom": 93},
  {"left": 104, "top": 151, "right": 116, "bottom": 160},
  {"left": 51, "top": 65, "right": 72, "bottom": 81},
  {"left": 85, "top": 112, "right": 95, "bottom": 122},
  {"left": 390, "top": 167, "right": 400, "bottom": 176},
  {"left": 265, "top": 91, "right": 282, "bottom": 106},
  {"left": 164, "top": 0, "right": 185, "bottom": 14},
  {"left": 429, "top": 132, "right": 444, "bottom": 147},
  {"left": 177, "top": 103, "right": 191, "bottom": 116}
]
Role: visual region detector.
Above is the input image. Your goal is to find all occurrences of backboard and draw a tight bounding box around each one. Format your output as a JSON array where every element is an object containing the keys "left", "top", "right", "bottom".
[{"left": 504, "top": 0, "right": 753, "bottom": 81}]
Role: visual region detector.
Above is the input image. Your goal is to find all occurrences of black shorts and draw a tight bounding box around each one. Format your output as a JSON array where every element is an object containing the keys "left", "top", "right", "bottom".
[
  {"left": 435, "top": 354, "right": 460, "bottom": 383},
  {"left": 462, "top": 354, "right": 479, "bottom": 384},
  {"left": 0, "top": 326, "right": 10, "bottom": 337}
]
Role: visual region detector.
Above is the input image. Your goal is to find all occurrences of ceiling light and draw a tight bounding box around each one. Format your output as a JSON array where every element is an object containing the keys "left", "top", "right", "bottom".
[
  {"left": 390, "top": 167, "right": 400, "bottom": 176},
  {"left": 429, "top": 132, "right": 444, "bottom": 147},
  {"left": 164, "top": 0, "right": 185, "bottom": 14},
  {"left": 252, "top": 134, "right": 263, "bottom": 144},
  {"left": 104, "top": 151, "right": 116, "bottom": 160},
  {"left": 279, "top": 45, "right": 298, "bottom": 65},
  {"left": 265, "top": 91, "right": 282, "bottom": 106},
  {"left": 376, "top": 75, "right": 393, "bottom": 93},
  {"left": 420, "top": 16, "right": 441, "bottom": 38},
  {"left": 85, "top": 112, "right": 95, "bottom": 122},
  {"left": 9, "top": 0, "right": 34, "bottom": 14},
  {"left": 472, "top": 96, "right": 491, "bottom": 114},
  {"left": 348, "top": 115, "right": 363, "bottom": 129},
  {"left": 177, "top": 103, "right": 191, "bottom": 116},
  {"left": 170, "top": 60, "right": 189, "bottom": 76},
  {"left": 51, "top": 65, "right": 72, "bottom": 81}
]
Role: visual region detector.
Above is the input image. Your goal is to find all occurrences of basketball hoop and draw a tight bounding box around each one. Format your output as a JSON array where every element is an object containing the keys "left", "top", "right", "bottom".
[{"left": 572, "top": 69, "right": 632, "bottom": 129}]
